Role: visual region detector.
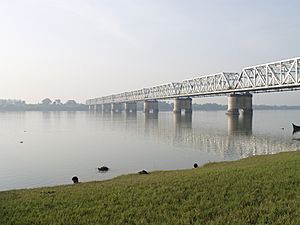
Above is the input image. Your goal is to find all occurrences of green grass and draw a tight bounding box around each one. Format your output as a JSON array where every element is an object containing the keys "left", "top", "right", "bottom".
[{"left": 1, "top": 151, "right": 300, "bottom": 225}]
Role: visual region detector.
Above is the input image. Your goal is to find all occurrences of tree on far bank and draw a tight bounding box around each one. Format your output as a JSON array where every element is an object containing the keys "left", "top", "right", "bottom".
[
  {"left": 41, "top": 98, "right": 52, "bottom": 105},
  {"left": 65, "top": 100, "right": 77, "bottom": 105},
  {"left": 53, "top": 99, "right": 62, "bottom": 105}
]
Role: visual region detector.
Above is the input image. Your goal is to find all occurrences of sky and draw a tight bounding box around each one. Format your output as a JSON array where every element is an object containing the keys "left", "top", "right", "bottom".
[{"left": 0, "top": 0, "right": 300, "bottom": 105}]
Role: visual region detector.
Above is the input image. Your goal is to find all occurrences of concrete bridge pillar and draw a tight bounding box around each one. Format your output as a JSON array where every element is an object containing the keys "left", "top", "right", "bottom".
[
  {"left": 111, "top": 103, "right": 123, "bottom": 113},
  {"left": 173, "top": 97, "right": 192, "bottom": 114},
  {"left": 125, "top": 102, "right": 137, "bottom": 113},
  {"left": 144, "top": 100, "right": 159, "bottom": 114},
  {"left": 103, "top": 103, "right": 112, "bottom": 113},
  {"left": 227, "top": 94, "right": 240, "bottom": 115},
  {"left": 227, "top": 93, "right": 253, "bottom": 115}
]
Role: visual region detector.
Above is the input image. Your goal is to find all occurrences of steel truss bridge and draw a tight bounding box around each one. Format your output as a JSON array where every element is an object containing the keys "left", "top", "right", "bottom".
[{"left": 87, "top": 57, "right": 300, "bottom": 105}]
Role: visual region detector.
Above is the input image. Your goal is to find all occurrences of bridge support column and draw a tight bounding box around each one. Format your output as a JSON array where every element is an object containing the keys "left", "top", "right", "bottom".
[
  {"left": 103, "top": 103, "right": 111, "bottom": 113},
  {"left": 227, "top": 93, "right": 252, "bottom": 115},
  {"left": 111, "top": 103, "right": 122, "bottom": 113},
  {"left": 144, "top": 100, "right": 159, "bottom": 114},
  {"left": 125, "top": 102, "right": 137, "bottom": 114},
  {"left": 88, "top": 105, "right": 94, "bottom": 111},
  {"left": 227, "top": 94, "right": 240, "bottom": 115},
  {"left": 173, "top": 97, "right": 192, "bottom": 114}
]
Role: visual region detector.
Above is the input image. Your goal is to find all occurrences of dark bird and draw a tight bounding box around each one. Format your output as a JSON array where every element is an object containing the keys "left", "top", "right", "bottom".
[
  {"left": 98, "top": 166, "right": 109, "bottom": 172},
  {"left": 193, "top": 163, "right": 198, "bottom": 168},
  {"left": 20, "top": 141, "right": 23, "bottom": 144},
  {"left": 72, "top": 176, "right": 79, "bottom": 184},
  {"left": 138, "top": 170, "right": 149, "bottom": 175}
]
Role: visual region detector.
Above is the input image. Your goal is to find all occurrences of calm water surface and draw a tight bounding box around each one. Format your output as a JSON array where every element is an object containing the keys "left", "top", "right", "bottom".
[{"left": 1, "top": 110, "right": 300, "bottom": 191}]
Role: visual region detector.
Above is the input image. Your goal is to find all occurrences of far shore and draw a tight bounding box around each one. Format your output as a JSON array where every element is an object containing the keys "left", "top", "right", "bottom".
[
  {"left": 2, "top": 102, "right": 300, "bottom": 112},
  {"left": 0, "top": 104, "right": 88, "bottom": 111}
]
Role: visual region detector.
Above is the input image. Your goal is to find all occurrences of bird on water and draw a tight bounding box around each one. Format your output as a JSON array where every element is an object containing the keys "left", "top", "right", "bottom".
[{"left": 98, "top": 166, "right": 109, "bottom": 172}]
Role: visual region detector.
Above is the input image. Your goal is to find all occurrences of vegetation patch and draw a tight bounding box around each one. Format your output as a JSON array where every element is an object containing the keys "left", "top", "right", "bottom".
[{"left": 1, "top": 151, "right": 300, "bottom": 225}]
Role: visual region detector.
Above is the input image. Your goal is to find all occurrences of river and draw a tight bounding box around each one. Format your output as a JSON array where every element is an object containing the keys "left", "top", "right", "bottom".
[{"left": 1, "top": 110, "right": 299, "bottom": 191}]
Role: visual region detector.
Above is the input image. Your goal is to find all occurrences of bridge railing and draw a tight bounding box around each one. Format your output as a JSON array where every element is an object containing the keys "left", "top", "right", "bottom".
[{"left": 87, "top": 57, "right": 300, "bottom": 105}]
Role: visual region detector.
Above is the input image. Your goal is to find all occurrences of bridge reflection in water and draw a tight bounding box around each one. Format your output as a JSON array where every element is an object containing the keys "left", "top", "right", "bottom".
[
  {"left": 89, "top": 111, "right": 300, "bottom": 161},
  {"left": 227, "top": 114, "right": 252, "bottom": 136}
]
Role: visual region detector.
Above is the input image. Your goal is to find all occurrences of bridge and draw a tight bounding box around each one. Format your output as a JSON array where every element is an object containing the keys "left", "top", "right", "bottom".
[{"left": 86, "top": 57, "right": 300, "bottom": 115}]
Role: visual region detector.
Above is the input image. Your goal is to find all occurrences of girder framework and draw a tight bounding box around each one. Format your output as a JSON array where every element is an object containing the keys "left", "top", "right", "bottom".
[
  {"left": 87, "top": 57, "right": 300, "bottom": 105},
  {"left": 235, "top": 57, "right": 300, "bottom": 91}
]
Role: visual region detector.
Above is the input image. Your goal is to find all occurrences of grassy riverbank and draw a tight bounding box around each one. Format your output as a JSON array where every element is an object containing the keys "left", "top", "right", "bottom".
[{"left": 1, "top": 151, "right": 300, "bottom": 225}]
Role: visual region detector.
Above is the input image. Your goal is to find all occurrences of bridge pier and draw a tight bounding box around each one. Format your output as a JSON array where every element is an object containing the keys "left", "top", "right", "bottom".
[
  {"left": 111, "top": 103, "right": 123, "bottom": 113},
  {"left": 144, "top": 100, "right": 159, "bottom": 114},
  {"left": 173, "top": 97, "right": 192, "bottom": 114},
  {"left": 227, "top": 94, "right": 239, "bottom": 115},
  {"left": 103, "top": 103, "right": 112, "bottom": 113},
  {"left": 227, "top": 93, "right": 252, "bottom": 115},
  {"left": 125, "top": 102, "right": 137, "bottom": 114}
]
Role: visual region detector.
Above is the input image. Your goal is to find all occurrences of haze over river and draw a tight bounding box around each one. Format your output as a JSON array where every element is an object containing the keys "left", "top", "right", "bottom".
[{"left": 1, "top": 110, "right": 300, "bottom": 191}]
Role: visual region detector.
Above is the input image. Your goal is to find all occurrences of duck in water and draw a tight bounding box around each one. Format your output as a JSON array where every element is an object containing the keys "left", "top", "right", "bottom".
[{"left": 98, "top": 166, "right": 109, "bottom": 172}]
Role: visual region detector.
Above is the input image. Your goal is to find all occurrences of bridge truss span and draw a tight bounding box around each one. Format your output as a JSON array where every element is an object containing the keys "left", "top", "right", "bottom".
[
  {"left": 87, "top": 57, "right": 300, "bottom": 105},
  {"left": 235, "top": 57, "right": 300, "bottom": 92}
]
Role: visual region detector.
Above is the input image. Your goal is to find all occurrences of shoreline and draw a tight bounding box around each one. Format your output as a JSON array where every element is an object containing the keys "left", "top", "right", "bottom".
[
  {"left": 0, "top": 150, "right": 298, "bottom": 193},
  {"left": 1, "top": 150, "right": 299, "bottom": 224}
]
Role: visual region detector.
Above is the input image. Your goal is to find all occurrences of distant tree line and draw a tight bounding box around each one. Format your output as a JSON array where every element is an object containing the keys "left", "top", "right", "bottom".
[
  {"left": 0, "top": 99, "right": 26, "bottom": 106},
  {"left": 0, "top": 98, "right": 87, "bottom": 111},
  {"left": 253, "top": 105, "right": 300, "bottom": 110},
  {"left": 40, "top": 98, "right": 79, "bottom": 106}
]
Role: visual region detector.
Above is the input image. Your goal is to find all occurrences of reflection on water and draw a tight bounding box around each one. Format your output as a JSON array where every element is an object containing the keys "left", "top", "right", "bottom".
[
  {"left": 87, "top": 111, "right": 300, "bottom": 161},
  {"left": 145, "top": 112, "right": 159, "bottom": 120},
  {"left": 174, "top": 113, "right": 192, "bottom": 129},
  {"left": 125, "top": 112, "right": 137, "bottom": 120},
  {"left": 1, "top": 110, "right": 300, "bottom": 191},
  {"left": 109, "top": 111, "right": 300, "bottom": 161},
  {"left": 227, "top": 114, "right": 252, "bottom": 135}
]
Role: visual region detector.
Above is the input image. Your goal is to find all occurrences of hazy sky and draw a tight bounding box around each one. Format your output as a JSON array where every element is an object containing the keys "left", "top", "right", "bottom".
[{"left": 0, "top": 0, "right": 300, "bottom": 104}]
